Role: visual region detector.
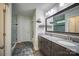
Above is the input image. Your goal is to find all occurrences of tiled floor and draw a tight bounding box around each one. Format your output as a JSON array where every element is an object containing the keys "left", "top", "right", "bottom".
[{"left": 12, "top": 42, "right": 43, "bottom": 56}]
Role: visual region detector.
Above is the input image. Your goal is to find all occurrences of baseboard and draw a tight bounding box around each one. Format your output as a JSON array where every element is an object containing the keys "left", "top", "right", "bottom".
[
  {"left": 32, "top": 47, "right": 39, "bottom": 53},
  {"left": 16, "top": 41, "right": 32, "bottom": 44}
]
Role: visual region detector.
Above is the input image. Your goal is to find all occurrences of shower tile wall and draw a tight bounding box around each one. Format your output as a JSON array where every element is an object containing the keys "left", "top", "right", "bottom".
[{"left": 11, "top": 4, "right": 17, "bottom": 47}]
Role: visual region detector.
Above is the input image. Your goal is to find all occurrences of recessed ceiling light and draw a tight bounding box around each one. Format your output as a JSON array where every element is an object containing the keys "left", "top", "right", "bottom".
[{"left": 60, "top": 3, "right": 65, "bottom": 7}]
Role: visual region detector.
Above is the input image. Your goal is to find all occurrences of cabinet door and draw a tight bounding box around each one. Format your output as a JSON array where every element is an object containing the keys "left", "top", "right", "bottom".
[
  {"left": 51, "top": 42, "right": 76, "bottom": 56},
  {"left": 40, "top": 37, "right": 45, "bottom": 53},
  {"left": 38, "top": 36, "right": 45, "bottom": 54},
  {"left": 38, "top": 36, "right": 42, "bottom": 50},
  {"left": 51, "top": 42, "right": 54, "bottom": 55},
  {"left": 51, "top": 42, "right": 69, "bottom": 56},
  {"left": 44, "top": 39, "right": 51, "bottom": 56},
  {"left": 65, "top": 48, "right": 77, "bottom": 56},
  {"left": 38, "top": 36, "right": 51, "bottom": 56}
]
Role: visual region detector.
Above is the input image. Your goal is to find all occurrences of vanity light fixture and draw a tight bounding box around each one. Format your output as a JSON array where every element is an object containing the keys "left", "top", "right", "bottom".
[
  {"left": 37, "top": 18, "right": 41, "bottom": 23},
  {"left": 32, "top": 18, "right": 41, "bottom": 23},
  {"left": 50, "top": 22, "right": 54, "bottom": 24}
]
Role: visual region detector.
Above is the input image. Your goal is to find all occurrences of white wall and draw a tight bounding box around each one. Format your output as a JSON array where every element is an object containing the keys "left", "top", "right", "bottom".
[
  {"left": 32, "top": 9, "right": 45, "bottom": 51},
  {"left": 32, "top": 10, "right": 38, "bottom": 50},
  {"left": 17, "top": 15, "right": 32, "bottom": 43},
  {"left": 36, "top": 8, "right": 45, "bottom": 34}
]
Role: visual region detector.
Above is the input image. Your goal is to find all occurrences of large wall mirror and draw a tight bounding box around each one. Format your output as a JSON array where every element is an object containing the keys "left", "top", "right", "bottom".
[
  {"left": 46, "top": 4, "right": 79, "bottom": 33},
  {"left": 46, "top": 17, "right": 54, "bottom": 31},
  {"left": 46, "top": 14, "right": 79, "bottom": 33},
  {"left": 46, "top": 14, "right": 65, "bottom": 32}
]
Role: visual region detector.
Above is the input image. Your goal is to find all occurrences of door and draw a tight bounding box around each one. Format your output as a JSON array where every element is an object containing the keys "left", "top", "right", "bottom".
[
  {"left": 69, "top": 17, "right": 76, "bottom": 32},
  {"left": 69, "top": 16, "right": 79, "bottom": 33},
  {"left": 75, "top": 16, "right": 79, "bottom": 33},
  {"left": 17, "top": 16, "right": 32, "bottom": 42},
  {"left": 11, "top": 15, "right": 17, "bottom": 47},
  {"left": 0, "top": 4, "right": 5, "bottom": 56},
  {"left": 11, "top": 5, "right": 17, "bottom": 47}
]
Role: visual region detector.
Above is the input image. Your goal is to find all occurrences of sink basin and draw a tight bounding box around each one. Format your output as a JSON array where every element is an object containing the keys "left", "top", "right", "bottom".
[{"left": 58, "top": 41, "right": 76, "bottom": 46}]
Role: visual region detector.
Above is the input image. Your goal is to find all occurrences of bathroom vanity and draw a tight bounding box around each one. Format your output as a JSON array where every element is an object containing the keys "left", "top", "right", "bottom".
[
  {"left": 38, "top": 3, "right": 79, "bottom": 56},
  {"left": 38, "top": 33, "right": 79, "bottom": 56}
]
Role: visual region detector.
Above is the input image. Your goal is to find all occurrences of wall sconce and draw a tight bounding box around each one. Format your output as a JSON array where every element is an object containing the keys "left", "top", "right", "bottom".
[
  {"left": 36, "top": 20, "right": 41, "bottom": 23},
  {"left": 50, "top": 22, "right": 54, "bottom": 24},
  {"left": 37, "top": 18, "right": 41, "bottom": 23},
  {"left": 32, "top": 18, "right": 41, "bottom": 23}
]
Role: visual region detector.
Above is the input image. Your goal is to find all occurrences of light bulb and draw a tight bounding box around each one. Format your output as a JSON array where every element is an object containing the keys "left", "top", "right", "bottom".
[{"left": 60, "top": 3, "right": 65, "bottom": 7}]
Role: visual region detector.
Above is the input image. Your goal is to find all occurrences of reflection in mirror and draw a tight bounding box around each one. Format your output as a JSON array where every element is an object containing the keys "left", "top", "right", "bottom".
[
  {"left": 46, "top": 15, "right": 79, "bottom": 33},
  {"left": 47, "top": 17, "right": 54, "bottom": 31},
  {"left": 69, "top": 16, "right": 79, "bottom": 33},
  {"left": 53, "top": 14, "right": 65, "bottom": 32},
  {"left": 46, "top": 14, "right": 65, "bottom": 32}
]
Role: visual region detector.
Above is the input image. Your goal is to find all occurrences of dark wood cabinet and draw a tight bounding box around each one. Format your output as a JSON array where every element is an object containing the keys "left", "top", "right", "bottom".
[
  {"left": 38, "top": 36, "right": 42, "bottom": 51},
  {"left": 43, "top": 39, "right": 51, "bottom": 56},
  {"left": 38, "top": 36, "right": 77, "bottom": 56},
  {"left": 38, "top": 36, "right": 51, "bottom": 56},
  {"left": 51, "top": 42, "right": 72, "bottom": 56}
]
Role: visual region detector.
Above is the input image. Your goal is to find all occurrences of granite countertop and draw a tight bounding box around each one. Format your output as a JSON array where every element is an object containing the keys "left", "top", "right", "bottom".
[
  {"left": 45, "top": 31, "right": 79, "bottom": 36},
  {"left": 38, "top": 33, "right": 79, "bottom": 54}
]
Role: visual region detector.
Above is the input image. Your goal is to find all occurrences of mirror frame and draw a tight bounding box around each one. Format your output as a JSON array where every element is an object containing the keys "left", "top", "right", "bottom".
[{"left": 45, "top": 3, "right": 79, "bottom": 33}]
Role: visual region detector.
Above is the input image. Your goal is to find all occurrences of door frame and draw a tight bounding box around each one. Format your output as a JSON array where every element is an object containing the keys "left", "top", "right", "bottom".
[
  {"left": 3, "top": 4, "right": 6, "bottom": 56},
  {"left": 5, "top": 3, "right": 12, "bottom": 56},
  {"left": 0, "top": 3, "right": 6, "bottom": 56}
]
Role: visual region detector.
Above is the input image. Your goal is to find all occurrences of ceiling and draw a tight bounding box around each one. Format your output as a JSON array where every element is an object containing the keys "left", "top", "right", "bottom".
[{"left": 13, "top": 3, "right": 55, "bottom": 17}]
